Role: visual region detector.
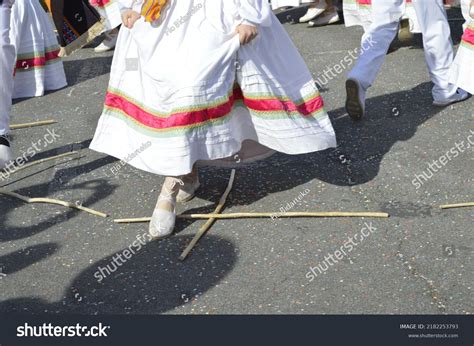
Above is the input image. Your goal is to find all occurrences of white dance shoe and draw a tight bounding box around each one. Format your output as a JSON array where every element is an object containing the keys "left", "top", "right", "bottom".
[
  {"left": 0, "top": 136, "right": 13, "bottom": 171},
  {"left": 433, "top": 89, "right": 469, "bottom": 107},
  {"left": 299, "top": 2, "right": 328, "bottom": 23},
  {"left": 307, "top": 10, "right": 340, "bottom": 27},
  {"left": 149, "top": 195, "right": 176, "bottom": 240},
  {"left": 345, "top": 78, "right": 366, "bottom": 121},
  {"left": 149, "top": 178, "right": 181, "bottom": 240}
]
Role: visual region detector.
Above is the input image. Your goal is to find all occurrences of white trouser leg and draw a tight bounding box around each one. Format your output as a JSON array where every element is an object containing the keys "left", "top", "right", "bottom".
[
  {"left": 0, "top": 0, "right": 15, "bottom": 136},
  {"left": 347, "top": 0, "right": 404, "bottom": 91},
  {"left": 412, "top": 0, "right": 457, "bottom": 100}
]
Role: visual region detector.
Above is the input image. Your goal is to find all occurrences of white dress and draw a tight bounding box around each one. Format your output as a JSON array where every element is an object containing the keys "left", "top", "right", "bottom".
[
  {"left": 449, "top": 0, "right": 474, "bottom": 94},
  {"left": 10, "top": 0, "right": 67, "bottom": 98},
  {"left": 342, "top": 0, "right": 420, "bottom": 33},
  {"left": 89, "top": 0, "right": 122, "bottom": 30},
  {"left": 90, "top": 0, "right": 337, "bottom": 176}
]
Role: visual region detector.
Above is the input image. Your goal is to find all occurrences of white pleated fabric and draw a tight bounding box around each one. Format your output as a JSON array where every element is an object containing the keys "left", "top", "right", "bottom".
[
  {"left": 461, "top": 0, "right": 470, "bottom": 28},
  {"left": 90, "top": 0, "right": 337, "bottom": 176},
  {"left": 342, "top": 0, "right": 421, "bottom": 33},
  {"left": 449, "top": 0, "right": 474, "bottom": 95},
  {"left": 10, "top": 0, "right": 67, "bottom": 99},
  {"left": 89, "top": 0, "right": 122, "bottom": 31}
]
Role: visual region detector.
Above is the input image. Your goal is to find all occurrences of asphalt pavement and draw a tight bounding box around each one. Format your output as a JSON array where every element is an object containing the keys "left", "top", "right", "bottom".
[{"left": 0, "top": 6, "right": 472, "bottom": 314}]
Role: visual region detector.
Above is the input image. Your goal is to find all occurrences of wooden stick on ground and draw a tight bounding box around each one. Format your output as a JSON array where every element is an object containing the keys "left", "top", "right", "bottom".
[
  {"left": 179, "top": 211, "right": 390, "bottom": 219},
  {"left": 10, "top": 120, "right": 57, "bottom": 130},
  {"left": 179, "top": 169, "right": 236, "bottom": 261},
  {"left": 114, "top": 217, "right": 151, "bottom": 223},
  {"left": 114, "top": 211, "right": 390, "bottom": 224},
  {"left": 439, "top": 202, "right": 474, "bottom": 210},
  {"left": 0, "top": 190, "right": 108, "bottom": 218},
  {"left": 5, "top": 151, "right": 80, "bottom": 176}
]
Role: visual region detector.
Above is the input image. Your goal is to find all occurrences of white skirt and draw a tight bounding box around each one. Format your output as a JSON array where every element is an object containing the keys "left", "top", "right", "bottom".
[
  {"left": 90, "top": 0, "right": 337, "bottom": 176},
  {"left": 450, "top": 20, "right": 474, "bottom": 95},
  {"left": 461, "top": 0, "right": 471, "bottom": 28},
  {"left": 342, "top": 0, "right": 421, "bottom": 33},
  {"left": 89, "top": 0, "right": 122, "bottom": 31},
  {"left": 10, "top": 0, "right": 67, "bottom": 98}
]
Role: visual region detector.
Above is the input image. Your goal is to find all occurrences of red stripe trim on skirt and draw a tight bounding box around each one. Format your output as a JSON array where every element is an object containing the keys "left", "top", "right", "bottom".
[
  {"left": 104, "top": 88, "right": 325, "bottom": 130},
  {"left": 356, "top": 0, "right": 412, "bottom": 5},
  {"left": 461, "top": 27, "right": 474, "bottom": 46},
  {"left": 89, "top": 0, "right": 112, "bottom": 8},
  {"left": 15, "top": 49, "right": 61, "bottom": 70},
  {"left": 233, "top": 87, "right": 324, "bottom": 116}
]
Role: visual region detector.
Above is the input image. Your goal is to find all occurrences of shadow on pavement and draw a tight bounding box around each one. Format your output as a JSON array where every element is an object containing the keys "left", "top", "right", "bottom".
[
  {"left": 0, "top": 155, "right": 118, "bottom": 242},
  {"left": 0, "top": 234, "right": 237, "bottom": 314},
  {"left": 192, "top": 82, "right": 446, "bottom": 208},
  {"left": 63, "top": 56, "right": 114, "bottom": 87},
  {"left": 0, "top": 243, "right": 59, "bottom": 275}
]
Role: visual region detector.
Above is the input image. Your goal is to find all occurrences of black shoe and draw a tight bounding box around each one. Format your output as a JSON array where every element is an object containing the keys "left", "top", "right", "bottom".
[
  {"left": 0, "top": 135, "right": 10, "bottom": 147},
  {"left": 0, "top": 135, "right": 13, "bottom": 171},
  {"left": 345, "top": 78, "right": 365, "bottom": 121}
]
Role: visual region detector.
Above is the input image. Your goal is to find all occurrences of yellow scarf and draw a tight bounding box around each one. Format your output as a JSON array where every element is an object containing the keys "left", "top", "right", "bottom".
[{"left": 141, "top": 0, "right": 169, "bottom": 23}]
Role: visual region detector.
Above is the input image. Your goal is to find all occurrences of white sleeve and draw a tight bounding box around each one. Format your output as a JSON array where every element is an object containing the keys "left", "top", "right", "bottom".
[
  {"left": 234, "top": 0, "right": 272, "bottom": 27},
  {"left": 9, "top": 0, "right": 22, "bottom": 49},
  {"left": 240, "top": 19, "right": 256, "bottom": 27},
  {"left": 116, "top": 0, "right": 141, "bottom": 12}
]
